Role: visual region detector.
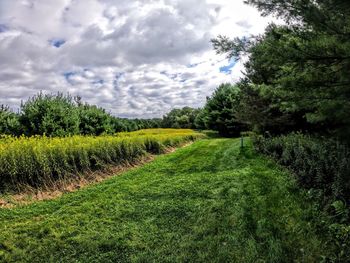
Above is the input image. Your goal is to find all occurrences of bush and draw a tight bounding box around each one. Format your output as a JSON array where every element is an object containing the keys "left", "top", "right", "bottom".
[
  {"left": 253, "top": 133, "right": 350, "bottom": 261},
  {"left": 0, "top": 105, "right": 21, "bottom": 135},
  {"left": 19, "top": 93, "right": 80, "bottom": 137},
  {"left": 253, "top": 133, "right": 350, "bottom": 205},
  {"left": 78, "top": 104, "right": 114, "bottom": 135},
  {"left": 162, "top": 107, "right": 201, "bottom": 129}
]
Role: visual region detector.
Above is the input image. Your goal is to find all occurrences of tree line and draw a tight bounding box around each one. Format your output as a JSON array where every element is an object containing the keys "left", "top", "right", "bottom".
[
  {"left": 0, "top": 93, "right": 163, "bottom": 137},
  {"left": 208, "top": 0, "right": 350, "bottom": 141}
]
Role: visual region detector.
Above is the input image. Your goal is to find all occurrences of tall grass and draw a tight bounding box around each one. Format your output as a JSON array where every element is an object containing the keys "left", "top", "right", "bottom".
[{"left": 0, "top": 129, "right": 204, "bottom": 192}]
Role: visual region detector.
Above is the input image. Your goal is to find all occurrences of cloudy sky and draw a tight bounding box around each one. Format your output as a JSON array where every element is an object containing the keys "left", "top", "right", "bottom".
[{"left": 0, "top": 0, "right": 273, "bottom": 118}]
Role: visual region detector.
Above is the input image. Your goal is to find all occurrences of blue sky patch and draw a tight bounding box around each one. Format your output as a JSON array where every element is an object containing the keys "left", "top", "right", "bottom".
[
  {"left": 63, "top": 71, "right": 76, "bottom": 84},
  {"left": 187, "top": 63, "right": 199, "bottom": 68},
  {"left": 49, "top": 38, "right": 66, "bottom": 48},
  {"left": 219, "top": 58, "right": 237, "bottom": 74},
  {"left": 0, "top": 24, "right": 8, "bottom": 33},
  {"left": 113, "top": 72, "right": 124, "bottom": 88},
  {"left": 92, "top": 79, "right": 104, "bottom": 85},
  {"left": 63, "top": 71, "right": 75, "bottom": 79}
]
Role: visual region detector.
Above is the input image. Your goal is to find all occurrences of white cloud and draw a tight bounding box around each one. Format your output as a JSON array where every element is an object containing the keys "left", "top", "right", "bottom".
[{"left": 0, "top": 0, "right": 273, "bottom": 118}]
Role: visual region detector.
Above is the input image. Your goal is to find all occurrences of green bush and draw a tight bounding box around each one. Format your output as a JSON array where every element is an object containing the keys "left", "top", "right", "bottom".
[
  {"left": 1, "top": 93, "right": 164, "bottom": 137},
  {"left": 253, "top": 133, "right": 350, "bottom": 204},
  {"left": 0, "top": 105, "right": 21, "bottom": 135},
  {"left": 78, "top": 104, "right": 114, "bottom": 135},
  {"left": 162, "top": 107, "right": 201, "bottom": 129},
  {"left": 253, "top": 133, "right": 350, "bottom": 261},
  {"left": 19, "top": 93, "right": 80, "bottom": 137}
]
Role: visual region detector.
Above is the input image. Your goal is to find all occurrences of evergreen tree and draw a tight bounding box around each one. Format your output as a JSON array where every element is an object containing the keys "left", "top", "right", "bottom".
[
  {"left": 203, "top": 83, "right": 246, "bottom": 137},
  {"left": 212, "top": 0, "right": 350, "bottom": 139}
]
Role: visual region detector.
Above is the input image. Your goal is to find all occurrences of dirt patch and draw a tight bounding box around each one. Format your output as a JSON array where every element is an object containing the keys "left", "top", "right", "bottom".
[{"left": 0, "top": 142, "right": 193, "bottom": 208}]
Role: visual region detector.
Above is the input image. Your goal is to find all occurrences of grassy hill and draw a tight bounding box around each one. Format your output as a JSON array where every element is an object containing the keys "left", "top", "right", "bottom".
[{"left": 0, "top": 138, "right": 333, "bottom": 262}]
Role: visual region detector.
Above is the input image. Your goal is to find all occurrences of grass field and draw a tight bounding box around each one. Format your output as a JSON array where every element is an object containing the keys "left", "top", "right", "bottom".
[{"left": 0, "top": 138, "right": 333, "bottom": 262}]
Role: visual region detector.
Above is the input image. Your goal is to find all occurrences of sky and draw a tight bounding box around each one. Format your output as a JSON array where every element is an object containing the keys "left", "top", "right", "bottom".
[{"left": 0, "top": 0, "right": 273, "bottom": 118}]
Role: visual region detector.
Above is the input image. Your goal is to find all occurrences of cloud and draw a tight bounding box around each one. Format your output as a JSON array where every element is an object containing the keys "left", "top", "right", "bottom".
[{"left": 0, "top": 0, "right": 273, "bottom": 118}]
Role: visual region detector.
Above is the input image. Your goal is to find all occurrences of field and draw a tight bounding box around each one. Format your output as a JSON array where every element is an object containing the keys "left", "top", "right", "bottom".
[
  {"left": 0, "top": 129, "right": 203, "bottom": 192},
  {"left": 0, "top": 137, "right": 334, "bottom": 262}
]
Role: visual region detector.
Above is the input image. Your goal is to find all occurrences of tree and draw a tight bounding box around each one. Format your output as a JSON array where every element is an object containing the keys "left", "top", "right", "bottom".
[
  {"left": 19, "top": 93, "right": 80, "bottom": 137},
  {"left": 212, "top": 0, "right": 350, "bottom": 139},
  {"left": 203, "top": 83, "right": 246, "bottom": 137},
  {"left": 78, "top": 104, "right": 115, "bottom": 135},
  {"left": 162, "top": 107, "right": 201, "bottom": 129},
  {"left": 0, "top": 105, "right": 21, "bottom": 135},
  {"left": 194, "top": 109, "right": 208, "bottom": 130}
]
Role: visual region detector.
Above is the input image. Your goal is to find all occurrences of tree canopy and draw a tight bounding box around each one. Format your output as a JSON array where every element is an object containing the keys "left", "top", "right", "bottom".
[
  {"left": 162, "top": 107, "right": 201, "bottom": 129},
  {"left": 211, "top": 0, "right": 350, "bottom": 139},
  {"left": 202, "top": 83, "right": 246, "bottom": 136}
]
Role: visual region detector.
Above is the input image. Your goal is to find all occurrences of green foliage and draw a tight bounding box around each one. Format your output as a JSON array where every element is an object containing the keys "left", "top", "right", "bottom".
[
  {"left": 203, "top": 83, "right": 246, "bottom": 136},
  {"left": 1, "top": 93, "right": 164, "bottom": 137},
  {"left": 212, "top": 1, "right": 350, "bottom": 139},
  {"left": 252, "top": 133, "right": 350, "bottom": 261},
  {"left": 244, "top": 0, "right": 350, "bottom": 29},
  {"left": 111, "top": 118, "right": 163, "bottom": 133},
  {"left": 193, "top": 108, "right": 208, "bottom": 130},
  {"left": 0, "top": 129, "right": 203, "bottom": 192},
  {"left": 78, "top": 104, "right": 114, "bottom": 135},
  {"left": 19, "top": 93, "right": 80, "bottom": 137},
  {"left": 236, "top": 81, "right": 310, "bottom": 134},
  {"left": 162, "top": 107, "right": 201, "bottom": 129},
  {"left": 0, "top": 105, "right": 21, "bottom": 136},
  {"left": 211, "top": 1, "right": 350, "bottom": 259},
  {"left": 0, "top": 138, "right": 336, "bottom": 262},
  {"left": 253, "top": 133, "right": 350, "bottom": 204}
]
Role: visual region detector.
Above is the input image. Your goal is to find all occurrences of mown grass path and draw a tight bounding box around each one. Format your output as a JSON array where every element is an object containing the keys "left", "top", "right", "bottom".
[{"left": 0, "top": 139, "right": 329, "bottom": 262}]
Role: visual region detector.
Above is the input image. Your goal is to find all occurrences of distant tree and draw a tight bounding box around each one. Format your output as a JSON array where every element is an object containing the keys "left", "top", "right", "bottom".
[
  {"left": 110, "top": 117, "right": 127, "bottom": 133},
  {"left": 203, "top": 83, "right": 246, "bottom": 137},
  {"left": 78, "top": 104, "right": 114, "bottom": 135},
  {"left": 146, "top": 118, "right": 163, "bottom": 128},
  {"left": 194, "top": 109, "right": 208, "bottom": 130},
  {"left": 3, "top": 91, "right": 203, "bottom": 137},
  {"left": 19, "top": 93, "right": 80, "bottom": 137},
  {"left": 162, "top": 107, "right": 200, "bottom": 129},
  {"left": 0, "top": 105, "right": 21, "bottom": 135}
]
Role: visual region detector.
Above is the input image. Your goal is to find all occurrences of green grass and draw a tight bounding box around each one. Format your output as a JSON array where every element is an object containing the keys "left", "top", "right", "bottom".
[{"left": 0, "top": 138, "right": 332, "bottom": 262}]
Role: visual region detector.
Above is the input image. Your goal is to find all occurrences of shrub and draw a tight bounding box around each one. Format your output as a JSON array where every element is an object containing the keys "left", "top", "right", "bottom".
[
  {"left": 253, "top": 133, "right": 350, "bottom": 261},
  {"left": 0, "top": 105, "right": 21, "bottom": 135},
  {"left": 253, "top": 133, "right": 350, "bottom": 204},
  {"left": 19, "top": 93, "right": 80, "bottom": 137},
  {"left": 78, "top": 104, "right": 114, "bottom": 135},
  {"left": 162, "top": 107, "right": 201, "bottom": 129}
]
